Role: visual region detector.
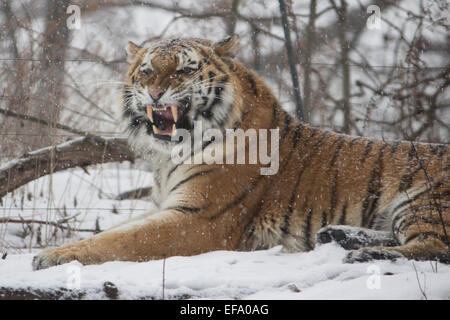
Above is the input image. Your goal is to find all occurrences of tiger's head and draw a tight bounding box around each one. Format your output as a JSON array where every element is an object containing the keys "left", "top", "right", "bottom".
[{"left": 122, "top": 36, "right": 243, "bottom": 155}]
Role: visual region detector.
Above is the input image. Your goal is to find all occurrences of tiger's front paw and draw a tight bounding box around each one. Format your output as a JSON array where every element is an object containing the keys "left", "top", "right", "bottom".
[
  {"left": 32, "top": 246, "right": 83, "bottom": 271},
  {"left": 344, "top": 247, "right": 404, "bottom": 264}
]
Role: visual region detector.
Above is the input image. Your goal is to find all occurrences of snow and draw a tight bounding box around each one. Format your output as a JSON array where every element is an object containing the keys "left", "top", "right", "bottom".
[
  {"left": 0, "top": 163, "right": 154, "bottom": 250},
  {"left": 1, "top": 163, "right": 449, "bottom": 300},
  {"left": 1, "top": 243, "right": 449, "bottom": 300},
  {"left": 1, "top": 0, "right": 449, "bottom": 298}
]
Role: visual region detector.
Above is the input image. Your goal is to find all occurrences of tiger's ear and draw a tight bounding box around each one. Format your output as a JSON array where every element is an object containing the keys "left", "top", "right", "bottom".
[
  {"left": 125, "top": 41, "right": 141, "bottom": 64},
  {"left": 214, "top": 35, "right": 239, "bottom": 57}
]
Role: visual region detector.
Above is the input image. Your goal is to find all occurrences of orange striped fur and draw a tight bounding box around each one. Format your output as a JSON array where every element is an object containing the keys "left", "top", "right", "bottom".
[{"left": 33, "top": 36, "right": 449, "bottom": 270}]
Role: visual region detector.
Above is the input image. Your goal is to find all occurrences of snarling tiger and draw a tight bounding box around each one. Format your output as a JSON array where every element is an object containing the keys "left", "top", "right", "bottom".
[{"left": 32, "top": 36, "right": 449, "bottom": 270}]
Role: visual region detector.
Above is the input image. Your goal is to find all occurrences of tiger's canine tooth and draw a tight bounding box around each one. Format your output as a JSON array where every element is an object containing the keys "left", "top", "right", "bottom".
[
  {"left": 171, "top": 124, "right": 177, "bottom": 136},
  {"left": 146, "top": 105, "right": 153, "bottom": 122},
  {"left": 171, "top": 106, "right": 178, "bottom": 122},
  {"left": 152, "top": 125, "right": 160, "bottom": 134}
]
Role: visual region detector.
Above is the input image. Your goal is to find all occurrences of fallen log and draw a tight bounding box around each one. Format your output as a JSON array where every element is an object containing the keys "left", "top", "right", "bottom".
[{"left": 0, "top": 135, "right": 135, "bottom": 199}]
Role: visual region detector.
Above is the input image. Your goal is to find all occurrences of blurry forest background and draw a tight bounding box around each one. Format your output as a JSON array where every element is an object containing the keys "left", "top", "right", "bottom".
[{"left": 0, "top": 0, "right": 449, "bottom": 253}]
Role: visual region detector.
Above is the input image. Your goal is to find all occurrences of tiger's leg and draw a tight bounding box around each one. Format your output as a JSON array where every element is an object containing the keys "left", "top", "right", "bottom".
[
  {"left": 345, "top": 189, "right": 450, "bottom": 264},
  {"left": 32, "top": 209, "right": 229, "bottom": 270}
]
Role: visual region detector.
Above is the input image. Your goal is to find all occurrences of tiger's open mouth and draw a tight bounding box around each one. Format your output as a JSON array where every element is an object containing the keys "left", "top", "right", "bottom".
[{"left": 146, "top": 101, "right": 191, "bottom": 140}]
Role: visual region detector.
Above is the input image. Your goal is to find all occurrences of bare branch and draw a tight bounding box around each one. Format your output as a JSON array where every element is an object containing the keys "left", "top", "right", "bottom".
[
  {"left": 0, "top": 107, "right": 88, "bottom": 136},
  {"left": 0, "top": 217, "right": 99, "bottom": 233}
]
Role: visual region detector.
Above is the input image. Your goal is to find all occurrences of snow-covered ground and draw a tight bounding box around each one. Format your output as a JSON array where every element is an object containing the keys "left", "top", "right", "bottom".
[
  {"left": 1, "top": 244, "right": 450, "bottom": 300},
  {"left": 0, "top": 165, "right": 449, "bottom": 300}
]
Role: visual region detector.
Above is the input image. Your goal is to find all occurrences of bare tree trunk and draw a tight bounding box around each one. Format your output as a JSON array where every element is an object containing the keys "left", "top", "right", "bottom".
[
  {"left": 302, "top": 0, "right": 317, "bottom": 124},
  {"left": 1, "top": 1, "right": 19, "bottom": 60},
  {"left": 34, "top": 0, "right": 71, "bottom": 148},
  {"left": 250, "top": 26, "right": 261, "bottom": 72},
  {"left": 226, "top": 0, "right": 240, "bottom": 35},
  {"left": 278, "top": 0, "right": 304, "bottom": 121},
  {"left": 333, "top": 0, "right": 351, "bottom": 134},
  {"left": 0, "top": 1, "right": 29, "bottom": 155}
]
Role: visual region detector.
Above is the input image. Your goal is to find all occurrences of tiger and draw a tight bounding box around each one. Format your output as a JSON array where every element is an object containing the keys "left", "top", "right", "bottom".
[{"left": 32, "top": 35, "right": 449, "bottom": 270}]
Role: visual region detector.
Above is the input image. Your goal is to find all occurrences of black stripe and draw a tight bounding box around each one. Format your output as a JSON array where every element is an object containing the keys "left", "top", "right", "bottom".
[
  {"left": 168, "top": 205, "right": 203, "bottom": 213},
  {"left": 127, "top": 115, "right": 149, "bottom": 135},
  {"left": 349, "top": 137, "right": 362, "bottom": 146},
  {"left": 391, "top": 180, "right": 445, "bottom": 224},
  {"left": 437, "top": 144, "right": 448, "bottom": 159},
  {"left": 220, "top": 56, "right": 234, "bottom": 70},
  {"left": 321, "top": 211, "right": 328, "bottom": 228},
  {"left": 338, "top": 203, "right": 347, "bottom": 225},
  {"left": 280, "top": 214, "right": 290, "bottom": 234},
  {"left": 197, "top": 46, "right": 226, "bottom": 74},
  {"left": 398, "top": 166, "right": 422, "bottom": 192},
  {"left": 397, "top": 142, "right": 419, "bottom": 192},
  {"left": 122, "top": 106, "right": 136, "bottom": 119},
  {"left": 360, "top": 140, "right": 374, "bottom": 163},
  {"left": 329, "top": 171, "right": 339, "bottom": 222},
  {"left": 169, "top": 169, "right": 215, "bottom": 193},
  {"left": 270, "top": 125, "right": 308, "bottom": 238},
  {"left": 286, "top": 130, "right": 330, "bottom": 214},
  {"left": 271, "top": 102, "right": 280, "bottom": 128},
  {"left": 210, "top": 174, "right": 266, "bottom": 219},
  {"left": 195, "top": 75, "right": 229, "bottom": 120},
  {"left": 122, "top": 89, "right": 134, "bottom": 104},
  {"left": 246, "top": 116, "right": 304, "bottom": 240},
  {"left": 292, "top": 123, "right": 304, "bottom": 148},
  {"left": 428, "top": 143, "right": 447, "bottom": 159},
  {"left": 282, "top": 113, "right": 291, "bottom": 139},
  {"left": 207, "top": 86, "right": 223, "bottom": 115},
  {"left": 407, "top": 142, "right": 417, "bottom": 161},
  {"left": 303, "top": 208, "right": 314, "bottom": 250},
  {"left": 390, "top": 141, "right": 401, "bottom": 158},
  {"left": 330, "top": 136, "right": 346, "bottom": 167},
  {"left": 247, "top": 73, "right": 258, "bottom": 95},
  {"left": 362, "top": 144, "right": 386, "bottom": 227},
  {"left": 391, "top": 141, "right": 400, "bottom": 158},
  {"left": 392, "top": 190, "right": 428, "bottom": 214},
  {"left": 397, "top": 214, "right": 450, "bottom": 235},
  {"left": 405, "top": 231, "right": 446, "bottom": 244},
  {"left": 429, "top": 144, "right": 439, "bottom": 155},
  {"left": 207, "top": 71, "right": 216, "bottom": 94}
]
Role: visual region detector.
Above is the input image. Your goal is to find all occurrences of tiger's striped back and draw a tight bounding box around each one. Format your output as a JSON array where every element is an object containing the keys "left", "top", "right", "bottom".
[{"left": 120, "top": 36, "right": 449, "bottom": 263}]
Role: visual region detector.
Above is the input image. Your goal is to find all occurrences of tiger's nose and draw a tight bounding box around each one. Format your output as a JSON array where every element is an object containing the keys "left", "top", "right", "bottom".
[{"left": 149, "top": 88, "right": 164, "bottom": 100}]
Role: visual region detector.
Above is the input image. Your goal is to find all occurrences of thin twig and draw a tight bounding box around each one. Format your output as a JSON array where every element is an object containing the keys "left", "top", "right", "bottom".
[
  {"left": 162, "top": 257, "right": 166, "bottom": 300},
  {"left": 0, "top": 217, "right": 99, "bottom": 233},
  {"left": 409, "top": 142, "right": 449, "bottom": 248},
  {"left": 411, "top": 261, "right": 427, "bottom": 300},
  {"left": 0, "top": 107, "right": 88, "bottom": 136}
]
